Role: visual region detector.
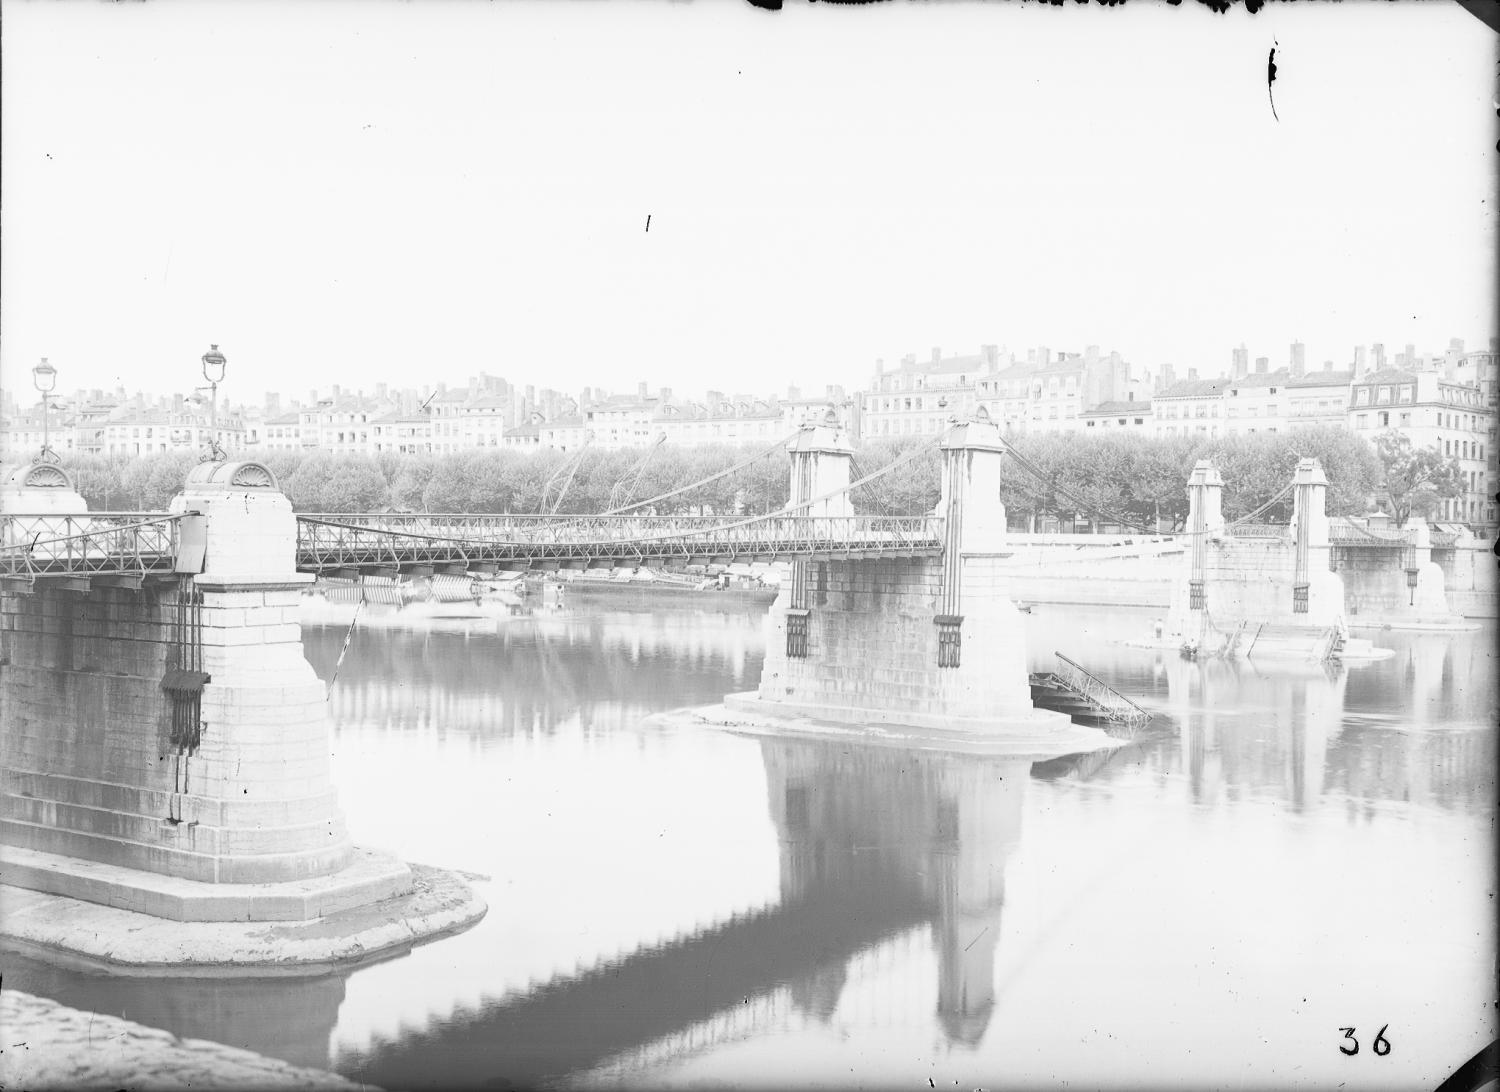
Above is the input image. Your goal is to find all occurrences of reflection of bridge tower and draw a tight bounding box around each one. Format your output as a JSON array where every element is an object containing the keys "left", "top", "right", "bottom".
[
  {"left": 760, "top": 738, "right": 1029, "bottom": 1044},
  {"left": 1166, "top": 656, "right": 1346, "bottom": 808}
]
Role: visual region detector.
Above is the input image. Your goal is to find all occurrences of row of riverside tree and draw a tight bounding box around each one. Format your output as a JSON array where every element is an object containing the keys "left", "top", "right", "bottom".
[{"left": 57, "top": 426, "right": 1460, "bottom": 529}]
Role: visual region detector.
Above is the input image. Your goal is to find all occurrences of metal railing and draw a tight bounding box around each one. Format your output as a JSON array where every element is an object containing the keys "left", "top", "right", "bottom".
[
  {"left": 0, "top": 513, "right": 182, "bottom": 585},
  {"left": 295, "top": 513, "right": 945, "bottom": 571},
  {"left": 1229, "top": 523, "right": 1289, "bottom": 539},
  {"left": 1327, "top": 520, "right": 1413, "bottom": 548},
  {"left": 1043, "top": 651, "right": 1152, "bottom": 730}
]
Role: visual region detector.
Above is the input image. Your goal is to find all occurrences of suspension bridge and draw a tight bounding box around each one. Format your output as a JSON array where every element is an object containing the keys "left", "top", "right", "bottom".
[{"left": 0, "top": 412, "right": 1402, "bottom": 976}]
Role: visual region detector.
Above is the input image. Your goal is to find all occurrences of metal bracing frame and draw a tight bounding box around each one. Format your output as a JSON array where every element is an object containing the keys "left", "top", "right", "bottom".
[
  {"left": 0, "top": 511, "right": 945, "bottom": 579},
  {"left": 0, "top": 513, "right": 181, "bottom": 589},
  {"left": 294, "top": 514, "right": 945, "bottom": 573}
]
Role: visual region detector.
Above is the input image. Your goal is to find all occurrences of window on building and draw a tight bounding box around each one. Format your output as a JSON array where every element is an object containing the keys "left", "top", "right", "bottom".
[
  {"left": 1379, "top": 411, "right": 1389, "bottom": 427},
  {"left": 1399, "top": 412, "right": 1411, "bottom": 426},
  {"left": 1399, "top": 386, "right": 1413, "bottom": 403},
  {"left": 1356, "top": 414, "right": 1368, "bottom": 429}
]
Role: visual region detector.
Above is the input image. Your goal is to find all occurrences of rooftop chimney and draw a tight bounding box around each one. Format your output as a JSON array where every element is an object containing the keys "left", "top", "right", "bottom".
[
  {"left": 638, "top": 381, "right": 648, "bottom": 401},
  {"left": 875, "top": 358, "right": 885, "bottom": 375},
  {"left": 1188, "top": 367, "right": 1199, "bottom": 380},
  {"left": 931, "top": 347, "right": 942, "bottom": 363},
  {"left": 1254, "top": 357, "right": 1268, "bottom": 373}
]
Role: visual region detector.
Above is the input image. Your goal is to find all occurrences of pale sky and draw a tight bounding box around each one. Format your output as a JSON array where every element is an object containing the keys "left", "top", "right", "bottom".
[{"left": 1, "top": 0, "right": 1495, "bottom": 407}]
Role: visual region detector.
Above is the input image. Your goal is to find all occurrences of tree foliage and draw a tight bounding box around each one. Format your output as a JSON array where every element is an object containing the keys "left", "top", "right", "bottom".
[
  {"left": 52, "top": 426, "right": 1404, "bottom": 530},
  {"left": 1371, "top": 432, "right": 1465, "bottom": 527}
]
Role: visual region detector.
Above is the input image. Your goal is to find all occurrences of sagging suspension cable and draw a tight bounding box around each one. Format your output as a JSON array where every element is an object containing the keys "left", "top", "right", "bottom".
[
  {"left": 618, "top": 426, "right": 955, "bottom": 543},
  {"left": 1003, "top": 444, "right": 1297, "bottom": 538},
  {"left": 848, "top": 456, "right": 894, "bottom": 516},
  {"left": 598, "top": 432, "right": 798, "bottom": 516}
]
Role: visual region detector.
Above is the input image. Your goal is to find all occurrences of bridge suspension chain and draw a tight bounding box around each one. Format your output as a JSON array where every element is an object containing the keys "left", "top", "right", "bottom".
[
  {"left": 1001, "top": 444, "right": 1296, "bottom": 538},
  {"left": 594, "top": 432, "right": 799, "bottom": 517}
]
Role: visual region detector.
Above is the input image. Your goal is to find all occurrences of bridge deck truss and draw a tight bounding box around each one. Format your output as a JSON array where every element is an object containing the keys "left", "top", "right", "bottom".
[{"left": 294, "top": 514, "right": 945, "bottom": 573}]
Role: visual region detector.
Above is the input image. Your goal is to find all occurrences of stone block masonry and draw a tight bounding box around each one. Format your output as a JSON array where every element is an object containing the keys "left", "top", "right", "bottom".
[
  {"left": 0, "top": 464, "right": 369, "bottom": 905},
  {"left": 0, "top": 579, "right": 354, "bottom": 884},
  {"left": 757, "top": 555, "right": 1037, "bottom": 726},
  {"left": 0, "top": 462, "right": 488, "bottom": 956},
  {"left": 743, "top": 419, "right": 1082, "bottom": 739}
]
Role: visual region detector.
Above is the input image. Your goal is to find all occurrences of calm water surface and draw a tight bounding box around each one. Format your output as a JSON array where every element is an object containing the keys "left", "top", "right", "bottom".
[{"left": 7, "top": 591, "right": 1495, "bottom": 1091}]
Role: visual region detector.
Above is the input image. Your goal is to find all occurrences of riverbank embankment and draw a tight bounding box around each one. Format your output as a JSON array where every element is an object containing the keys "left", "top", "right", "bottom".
[
  {"left": 998, "top": 536, "right": 1497, "bottom": 619},
  {"left": 0, "top": 989, "right": 374, "bottom": 1091}
]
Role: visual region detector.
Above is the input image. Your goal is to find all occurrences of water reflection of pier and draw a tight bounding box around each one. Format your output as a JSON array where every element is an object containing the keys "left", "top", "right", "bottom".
[
  {"left": 338, "top": 740, "right": 1031, "bottom": 1088},
  {"left": 0, "top": 951, "right": 347, "bottom": 1073},
  {"left": 1156, "top": 644, "right": 1493, "bottom": 812},
  {"left": 303, "top": 612, "right": 764, "bottom": 740}
]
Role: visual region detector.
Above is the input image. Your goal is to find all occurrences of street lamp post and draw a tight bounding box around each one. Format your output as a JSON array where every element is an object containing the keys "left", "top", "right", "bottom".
[
  {"left": 200, "top": 344, "right": 227, "bottom": 461},
  {"left": 32, "top": 357, "right": 58, "bottom": 463}
]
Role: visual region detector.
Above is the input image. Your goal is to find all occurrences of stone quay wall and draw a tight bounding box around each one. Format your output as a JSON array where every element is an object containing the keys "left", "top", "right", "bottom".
[
  {"left": 1336, "top": 551, "right": 1449, "bottom": 620},
  {"left": 0, "top": 580, "right": 352, "bottom": 884},
  {"left": 1002, "top": 551, "right": 1180, "bottom": 608},
  {"left": 757, "top": 555, "right": 1035, "bottom": 723},
  {"left": 994, "top": 539, "right": 1495, "bottom": 620},
  {"left": 1429, "top": 544, "right": 1498, "bottom": 618}
]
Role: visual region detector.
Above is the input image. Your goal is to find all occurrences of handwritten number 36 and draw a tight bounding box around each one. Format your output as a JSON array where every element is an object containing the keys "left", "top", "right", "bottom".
[{"left": 1339, "top": 1025, "right": 1392, "bottom": 1056}]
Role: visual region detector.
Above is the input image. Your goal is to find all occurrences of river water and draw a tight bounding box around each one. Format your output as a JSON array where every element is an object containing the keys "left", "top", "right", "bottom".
[{"left": 5, "top": 591, "right": 1495, "bottom": 1090}]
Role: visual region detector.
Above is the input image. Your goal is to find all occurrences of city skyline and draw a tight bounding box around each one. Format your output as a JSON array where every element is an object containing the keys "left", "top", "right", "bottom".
[
  {"left": 2, "top": 3, "right": 1495, "bottom": 404},
  {"left": 3, "top": 332, "right": 1492, "bottom": 421}
]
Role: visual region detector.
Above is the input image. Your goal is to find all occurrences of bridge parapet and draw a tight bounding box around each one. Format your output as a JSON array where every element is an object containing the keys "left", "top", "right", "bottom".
[{"left": 294, "top": 512, "right": 943, "bottom": 573}]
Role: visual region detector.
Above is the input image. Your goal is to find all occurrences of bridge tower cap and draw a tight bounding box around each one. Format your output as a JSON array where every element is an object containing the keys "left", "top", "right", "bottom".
[
  {"left": 788, "top": 422, "right": 852, "bottom": 453},
  {"left": 939, "top": 417, "right": 1006, "bottom": 452},
  {"left": 1187, "top": 459, "right": 1224, "bottom": 486},
  {"left": 1293, "top": 457, "right": 1329, "bottom": 485},
  {"left": 181, "top": 460, "right": 280, "bottom": 493},
  {"left": 0, "top": 460, "right": 76, "bottom": 491}
]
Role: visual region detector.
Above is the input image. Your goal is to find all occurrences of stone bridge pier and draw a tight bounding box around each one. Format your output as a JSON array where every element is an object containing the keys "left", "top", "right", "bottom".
[
  {"left": 728, "top": 418, "right": 1100, "bottom": 747},
  {"left": 1, "top": 462, "right": 478, "bottom": 954},
  {"left": 1165, "top": 458, "right": 1348, "bottom": 652}
]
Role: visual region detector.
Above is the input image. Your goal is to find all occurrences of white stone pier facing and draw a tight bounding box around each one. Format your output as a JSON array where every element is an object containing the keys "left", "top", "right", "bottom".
[
  {"left": 724, "top": 418, "right": 1114, "bottom": 753},
  {"left": 1, "top": 462, "right": 484, "bottom": 949}
]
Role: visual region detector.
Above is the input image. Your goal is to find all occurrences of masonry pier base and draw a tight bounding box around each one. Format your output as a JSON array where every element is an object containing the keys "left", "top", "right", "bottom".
[
  {"left": 684, "top": 420, "right": 1123, "bottom": 760},
  {"left": 0, "top": 461, "right": 485, "bottom": 973}
]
